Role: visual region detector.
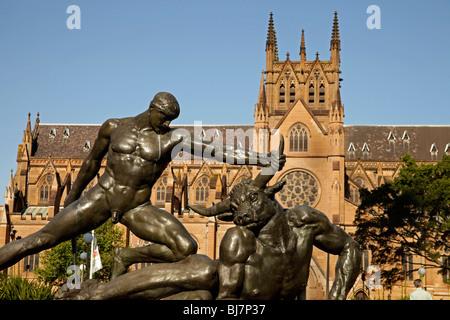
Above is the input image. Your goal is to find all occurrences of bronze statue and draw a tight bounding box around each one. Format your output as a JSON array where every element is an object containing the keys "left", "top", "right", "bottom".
[
  {"left": 189, "top": 136, "right": 361, "bottom": 300},
  {"left": 55, "top": 136, "right": 361, "bottom": 300},
  {"left": 0, "top": 92, "right": 284, "bottom": 277}
]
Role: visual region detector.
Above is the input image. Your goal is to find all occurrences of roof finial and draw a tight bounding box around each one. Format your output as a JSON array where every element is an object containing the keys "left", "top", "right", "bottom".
[
  {"left": 300, "top": 29, "right": 306, "bottom": 61},
  {"left": 26, "top": 112, "right": 32, "bottom": 134}
]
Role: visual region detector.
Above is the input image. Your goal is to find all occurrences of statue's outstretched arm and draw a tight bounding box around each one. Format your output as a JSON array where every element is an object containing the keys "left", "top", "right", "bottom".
[
  {"left": 173, "top": 128, "right": 285, "bottom": 168},
  {"left": 187, "top": 199, "right": 233, "bottom": 221}
]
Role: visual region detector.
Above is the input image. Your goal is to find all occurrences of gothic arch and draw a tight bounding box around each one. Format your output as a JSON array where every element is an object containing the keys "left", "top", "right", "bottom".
[
  {"left": 288, "top": 122, "right": 310, "bottom": 152},
  {"left": 278, "top": 79, "right": 286, "bottom": 105},
  {"left": 153, "top": 175, "right": 168, "bottom": 204},
  {"left": 38, "top": 174, "right": 54, "bottom": 203},
  {"left": 194, "top": 175, "right": 210, "bottom": 204}
]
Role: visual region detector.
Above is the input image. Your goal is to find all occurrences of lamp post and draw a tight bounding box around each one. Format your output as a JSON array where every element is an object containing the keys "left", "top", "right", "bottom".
[
  {"left": 82, "top": 232, "right": 93, "bottom": 280},
  {"left": 418, "top": 266, "right": 426, "bottom": 287},
  {"left": 79, "top": 252, "right": 87, "bottom": 283}
]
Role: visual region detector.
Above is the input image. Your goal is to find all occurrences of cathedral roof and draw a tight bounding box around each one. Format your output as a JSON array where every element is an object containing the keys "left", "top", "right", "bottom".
[
  {"left": 31, "top": 123, "right": 255, "bottom": 159},
  {"left": 29, "top": 123, "right": 449, "bottom": 162},
  {"left": 344, "top": 125, "right": 450, "bottom": 161},
  {"left": 32, "top": 124, "right": 101, "bottom": 158}
]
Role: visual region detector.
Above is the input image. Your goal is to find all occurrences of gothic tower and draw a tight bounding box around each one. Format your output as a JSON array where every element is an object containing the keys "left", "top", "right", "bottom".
[
  {"left": 255, "top": 11, "right": 346, "bottom": 222},
  {"left": 255, "top": 12, "right": 346, "bottom": 298},
  {"left": 262, "top": 12, "right": 342, "bottom": 132}
]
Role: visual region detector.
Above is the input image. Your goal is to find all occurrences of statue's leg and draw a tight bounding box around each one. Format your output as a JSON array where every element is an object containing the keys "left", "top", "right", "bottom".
[
  {"left": 0, "top": 186, "right": 110, "bottom": 271},
  {"left": 112, "top": 203, "right": 198, "bottom": 279},
  {"left": 161, "top": 290, "right": 213, "bottom": 300},
  {"left": 88, "top": 254, "right": 217, "bottom": 300}
]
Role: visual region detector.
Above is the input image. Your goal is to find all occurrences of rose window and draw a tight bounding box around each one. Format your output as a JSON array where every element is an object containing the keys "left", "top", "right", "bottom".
[{"left": 277, "top": 170, "right": 320, "bottom": 208}]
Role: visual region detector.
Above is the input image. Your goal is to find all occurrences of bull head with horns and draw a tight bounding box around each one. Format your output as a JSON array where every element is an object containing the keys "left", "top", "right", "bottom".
[{"left": 188, "top": 135, "right": 286, "bottom": 231}]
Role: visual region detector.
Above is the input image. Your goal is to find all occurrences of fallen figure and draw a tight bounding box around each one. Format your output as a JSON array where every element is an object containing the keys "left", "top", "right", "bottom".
[{"left": 56, "top": 138, "right": 361, "bottom": 300}]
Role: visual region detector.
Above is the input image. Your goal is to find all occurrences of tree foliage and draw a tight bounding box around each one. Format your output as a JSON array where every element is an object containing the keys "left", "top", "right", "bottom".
[
  {"left": 354, "top": 153, "right": 450, "bottom": 288},
  {"left": 0, "top": 273, "right": 55, "bottom": 300},
  {"left": 34, "top": 220, "right": 124, "bottom": 286}
]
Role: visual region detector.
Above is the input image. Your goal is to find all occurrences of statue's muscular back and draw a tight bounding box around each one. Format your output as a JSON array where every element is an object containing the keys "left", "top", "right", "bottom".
[{"left": 218, "top": 211, "right": 314, "bottom": 300}]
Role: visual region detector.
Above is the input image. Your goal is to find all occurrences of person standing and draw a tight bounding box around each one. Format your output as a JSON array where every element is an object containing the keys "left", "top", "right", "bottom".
[{"left": 410, "top": 279, "right": 433, "bottom": 300}]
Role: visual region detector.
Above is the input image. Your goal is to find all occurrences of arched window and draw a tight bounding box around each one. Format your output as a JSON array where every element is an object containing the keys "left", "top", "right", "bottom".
[
  {"left": 356, "top": 178, "right": 368, "bottom": 190},
  {"left": 195, "top": 176, "right": 210, "bottom": 204},
  {"left": 39, "top": 175, "right": 53, "bottom": 202},
  {"left": 155, "top": 176, "right": 168, "bottom": 203},
  {"left": 289, "top": 83, "right": 295, "bottom": 104},
  {"left": 308, "top": 83, "right": 315, "bottom": 104},
  {"left": 279, "top": 83, "right": 285, "bottom": 105},
  {"left": 319, "top": 83, "right": 325, "bottom": 104},
  {"left": 349, "top": 185, "right": 360, "bottom": 204},
  {"left": 289, "top": 124, "right": 308, "bottom": 152}
]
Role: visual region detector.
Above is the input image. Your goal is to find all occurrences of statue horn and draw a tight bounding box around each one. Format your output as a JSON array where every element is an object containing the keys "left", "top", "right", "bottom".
[{"left": 253, "top": 134, "right": 284, "bottom": 188}]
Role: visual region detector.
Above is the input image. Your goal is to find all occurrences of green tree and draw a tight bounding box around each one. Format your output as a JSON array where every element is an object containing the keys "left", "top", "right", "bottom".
[
  {"left": 34, "top": 220, "right": 124, "bottom": 286},
  {"left": 354, "top": 153, "right": 450, "bottom": 289}
]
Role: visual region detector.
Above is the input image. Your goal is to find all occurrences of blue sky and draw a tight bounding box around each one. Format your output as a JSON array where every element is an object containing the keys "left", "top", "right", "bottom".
[{"left": 0, "top": 0, "right": 449, "bottom": 202}]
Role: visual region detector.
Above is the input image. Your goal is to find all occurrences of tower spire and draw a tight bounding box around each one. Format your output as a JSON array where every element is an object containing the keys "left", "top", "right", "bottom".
[
  {"left": 255, "top": 71, "right": 268, "bottom": 123},
  {"left": 23, "top": 113, "right": 32, "bottom": 146},
  {"left": 257, "top": 71, "right": 267, "bottom": 108},
  {"left": 266, "top": 13, "right": 275, "bottom": 46},
  {"left": 254, "top": 71, "right": 269, "bottom": 154},
  {"left": 5, "top": 169, "right": 14, "bottom": 205},
  {"left": 300, "top": 29, "right": 306, "bottom": 61},
  {"left": 330, "top": 11, "right": 340, "bottom": 51},
  {"left": 266, "top": 12, "right": 279, "bottom": 66},
  {"left": 333, "top": 86, "right": 342, "bottom": 109}
]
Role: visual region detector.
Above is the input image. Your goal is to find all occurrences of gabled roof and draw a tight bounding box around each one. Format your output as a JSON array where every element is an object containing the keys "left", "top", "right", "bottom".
[{"left": 274, "top": 97, "right": 327, "bottom": 135}]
